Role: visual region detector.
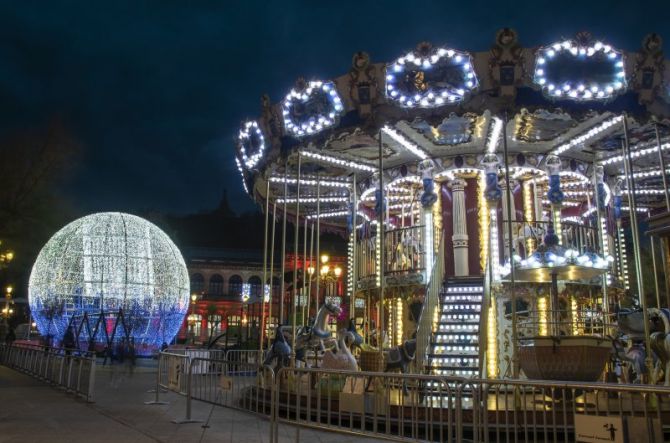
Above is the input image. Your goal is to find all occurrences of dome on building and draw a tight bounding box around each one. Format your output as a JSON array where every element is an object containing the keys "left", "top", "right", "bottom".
[{"left": 28, "top": 212, "right": 190, "bottom": 353}]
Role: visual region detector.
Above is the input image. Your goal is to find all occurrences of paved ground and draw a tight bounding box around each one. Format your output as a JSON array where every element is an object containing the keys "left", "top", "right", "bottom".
[{"left": 0, "top": 361, "right": 375, "bottom": 443}]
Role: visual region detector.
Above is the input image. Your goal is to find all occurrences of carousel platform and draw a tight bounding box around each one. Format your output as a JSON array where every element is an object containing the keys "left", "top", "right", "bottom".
[{"left": 240, "top": 383, "right": 670, "bottom": 441}]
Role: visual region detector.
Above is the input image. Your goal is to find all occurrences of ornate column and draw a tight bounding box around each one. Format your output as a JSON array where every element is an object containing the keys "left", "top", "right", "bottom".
[
  {"left": 449, "top": 177, "right": 469, "bottom": 276},
  {"left": 420, "top": 159, "right": 437, "bottom": 281},
  {"left": 500, "top": 179, "right": 516, "bottom": 261}
]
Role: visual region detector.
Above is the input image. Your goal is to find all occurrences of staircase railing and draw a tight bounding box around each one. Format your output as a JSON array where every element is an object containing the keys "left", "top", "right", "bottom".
[
  {"left": 478, "top": 255, "right": 491, "bottom": 378},
  {"left": 415, "top": 232, "right": 445, "bottom": 371}
]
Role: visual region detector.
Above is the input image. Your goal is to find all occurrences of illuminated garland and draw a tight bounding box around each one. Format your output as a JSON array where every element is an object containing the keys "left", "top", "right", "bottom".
[
  {"left": 486, "top": 117, "right": 503, "bottom": 154},
  {"left": 238, "top": 120, "right": 266, "bottom": 169},
  {"left": 550, "top": 116, "right": 623, "bottom": 156},
  {"left": 523, "top": 181, "right": 536, "bottom": 254},
  {"left": 269, "top": 175, "right": 351, "bottom": 188},
  {"left": 382, "top": 126, "right": 429, "bottom": 160},
  {"left": 235, "top": 157, "right": 250, "bottom": 195},
  {"left": 386, "top": 46, "right": 478, "bottom": 108},
  {"left": 282, "top": 81, "right": 344, "bottom": 137},
  {"left": 478, "top": 173, "right": 489, "bottom": 272},
  {"left": 487, "top": 300, "right": 498, "bottom": 378},
  {"left": 534, "top": 40, "right": 626, "bottom": 100},
  {"left": 432, "top": 183, "right": 442, "bottom": 254},
  {"left": 300, "top": 150, "right": 376, "bottom": 173},
  {"left": 601, "top": 139, "right": 670, "bottom": 165}
]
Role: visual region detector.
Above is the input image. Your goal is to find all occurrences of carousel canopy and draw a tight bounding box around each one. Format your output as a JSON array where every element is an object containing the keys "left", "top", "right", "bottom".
[{"left": 233, "top": 30, "right": 670, "bottom": 227}]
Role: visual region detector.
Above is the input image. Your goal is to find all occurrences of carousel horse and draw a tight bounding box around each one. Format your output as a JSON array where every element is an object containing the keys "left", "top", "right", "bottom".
[
  {"left": 618, "top": 309, "right": 649, "bottom": 340},
  {"left": 365, "top": 339, "right": 417, "bottom": 393},
  {"left": 513, "top": 223, "right": 544, "bottom": 257},
  {"left": 322, "top": 331, "right": 359, "bottom": 372},
  {"left": 648, "top": 308, "right": 670, "bottom": 386},
  {"left": 394, "top": 231, "right": 421, "bottom": 270},
  {"left": 384, "top": 339, "right": 417, "bottom": 374},
  {"left": 289, "top": 301, "right": 342, "bottom": 354},
  {"left": 263, "top": 325, "right": 291, "bottom": 370},
  {"left": 611, "top": 337, "right": 646, "bottom": 384}
]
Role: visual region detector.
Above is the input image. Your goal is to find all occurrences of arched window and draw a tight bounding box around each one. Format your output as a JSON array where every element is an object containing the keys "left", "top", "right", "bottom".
[
  {"left": 248, "top": 275, "right": 262, "bottom": 297},
  {"left": 191, "top": 273, "right": 204, "bottom": 294},
  {"left": 228, "top": 275, "right": 243, "bottom": 296},
  {"left": 209, "top": 274, "right": 224, "bottom": 295}
]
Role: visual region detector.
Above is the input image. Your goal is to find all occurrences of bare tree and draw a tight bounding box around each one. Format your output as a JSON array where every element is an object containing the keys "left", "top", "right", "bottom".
[{"left": 0, "top": 118, "right": 79, "bottom": 237}]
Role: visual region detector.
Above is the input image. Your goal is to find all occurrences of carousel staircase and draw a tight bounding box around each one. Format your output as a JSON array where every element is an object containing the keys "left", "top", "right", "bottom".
[{"left": 427, "top": 276, "right": 483, "bottom": 377}]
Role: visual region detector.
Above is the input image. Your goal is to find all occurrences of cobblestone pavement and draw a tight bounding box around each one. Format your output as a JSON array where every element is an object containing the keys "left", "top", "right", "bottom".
[{"left": 0, "top": 362, "right": 376, "bottom": 443}]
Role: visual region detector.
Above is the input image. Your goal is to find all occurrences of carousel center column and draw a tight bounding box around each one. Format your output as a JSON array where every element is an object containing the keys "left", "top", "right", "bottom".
[{"left": 449, "top": 177, "right": 469, "bottom": 276}]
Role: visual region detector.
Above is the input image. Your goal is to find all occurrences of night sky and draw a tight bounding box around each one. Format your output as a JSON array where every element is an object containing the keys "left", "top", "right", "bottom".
[{"left": 0, "top": 1, "right": 666, "bottom": 215}]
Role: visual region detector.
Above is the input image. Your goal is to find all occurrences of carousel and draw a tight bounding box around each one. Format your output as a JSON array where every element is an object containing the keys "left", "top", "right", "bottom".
[{"left": 234, "top": 28, "right": 670, "bottom": 396}]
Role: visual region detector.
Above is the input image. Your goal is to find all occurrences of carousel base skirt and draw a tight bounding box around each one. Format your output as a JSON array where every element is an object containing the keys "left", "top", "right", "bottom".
[{"left": 518, "top": 335, "right": 611, "bottom": 382}]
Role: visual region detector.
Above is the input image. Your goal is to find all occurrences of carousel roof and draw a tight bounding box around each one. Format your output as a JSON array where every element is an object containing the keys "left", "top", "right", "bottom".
[{"left": 233, "top": 30, "right": 670, "bottom": 227}]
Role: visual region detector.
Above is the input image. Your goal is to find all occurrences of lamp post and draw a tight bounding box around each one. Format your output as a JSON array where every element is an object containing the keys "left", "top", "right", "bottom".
[
  {"left": 0, "top": 242, "right": 14, "bottom": 268},
  {"left": 2, "top": 285, "right": 14, "bottom": 343},
  {"left": 317, "top": 255, "right": 343, "bottom": 302},
  {"left": 0, "top": 243, "right": 15, "bottom": 337},
  {"left": 187, "top": 293, "right": 199, "bottom": 344},
  {"left": 3, "top": 285, "right": 13, "bottom": 317}
]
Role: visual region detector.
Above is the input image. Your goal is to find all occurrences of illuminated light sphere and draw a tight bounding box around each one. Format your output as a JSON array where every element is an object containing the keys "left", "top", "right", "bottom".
[{"left": 28, "top": 212, "right": 190, "bottom": 354}]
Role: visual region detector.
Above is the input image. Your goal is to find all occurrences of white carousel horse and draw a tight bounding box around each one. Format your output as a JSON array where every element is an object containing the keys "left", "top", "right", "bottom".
[
  {"left": 286, "top": 300, "right": 341, "bottom": 353},
  {"left": 389, "top": 228, "right": 420, "bottom": 272},
  {"left": 321, "top": 330, "right": 359, "bottom": 372},
  {"left": 611, "top": 337, "right": 646, "bottom": 384},
  {"left": 512, "top": 223, "right": 544, "bottom": 256}
]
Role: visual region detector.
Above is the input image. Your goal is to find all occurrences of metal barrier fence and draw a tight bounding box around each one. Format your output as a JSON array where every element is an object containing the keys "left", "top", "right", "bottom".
[
  {"left": 463, "top": 378, "right": 667, "bottom": 443},
  {"left": 151, "top": 351, "right": 670, "bottom": 442},
  {"left": 149, "top": 351, "right": 275, "bottom": 439},
  {"left": 0, "top": 343, "right": 96, "bottom": 402},
  {"left": 145, "top": 351, "right": 190, "bottom": 405},
  {"left": 224, "top": 349, "right": 264, "bottom": 365},
  {"left": 274, "top": 367, "right": 461, "bottom": 443}
]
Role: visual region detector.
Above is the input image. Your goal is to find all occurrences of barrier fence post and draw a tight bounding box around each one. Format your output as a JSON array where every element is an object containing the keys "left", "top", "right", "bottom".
[
  {"left": 260, "top": 365, "right": 276, "bottom": 443},
  {"left": 145, "top": 352, "right": 168, "bottom": 405},
  {"left": 172, "top": 358, "right": 203, "bottom": 424},
  {"left": 87, "top": 357, "right": 96, "bottom": 403},
  {"left": 273, "top": 367, "right": 280, "bottom": 443}
]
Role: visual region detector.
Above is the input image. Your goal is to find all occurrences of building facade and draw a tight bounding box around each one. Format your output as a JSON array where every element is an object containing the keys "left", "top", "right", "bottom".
[{"left": 178, "top": 247, "right": 346, "bottom": 345}]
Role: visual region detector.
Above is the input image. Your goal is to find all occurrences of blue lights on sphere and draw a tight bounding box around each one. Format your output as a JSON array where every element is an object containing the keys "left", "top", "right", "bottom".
[{"left": 28, "top": 212, "right": 190, "bottom": 354}]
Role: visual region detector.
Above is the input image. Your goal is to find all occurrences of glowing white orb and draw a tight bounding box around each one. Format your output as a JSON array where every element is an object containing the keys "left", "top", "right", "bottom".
[{"left": 29, "top": 212, "right": 189, "bottom": 353}]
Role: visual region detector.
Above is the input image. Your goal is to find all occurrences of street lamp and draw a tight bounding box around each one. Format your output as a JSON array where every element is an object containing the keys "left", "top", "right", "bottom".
[
  {"left": 0, "top": 241, "right": 14, "bottom": 268},
  {"left": 3, "top": 286, "right": 13, "bottom": 320},
  {"left": 188, "top": 293, "right": 200, "bottom": 344}
]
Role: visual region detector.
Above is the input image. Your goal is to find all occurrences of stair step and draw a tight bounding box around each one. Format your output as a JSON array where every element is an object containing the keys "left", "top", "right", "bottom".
[
  {"left": 441, "top": 296, "right": 483, "bottom": 302},
  {"left": 429, "top": 277, "right": 485, "bottom": 378}
]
